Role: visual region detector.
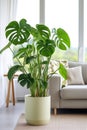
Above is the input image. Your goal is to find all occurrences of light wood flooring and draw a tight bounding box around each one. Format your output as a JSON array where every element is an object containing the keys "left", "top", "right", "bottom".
[
  {"left": 1, "top": 102, "right": 87, "bottom": 130},
  {"left": 0, "top": 102, "right": 25, "bottom": 130}
]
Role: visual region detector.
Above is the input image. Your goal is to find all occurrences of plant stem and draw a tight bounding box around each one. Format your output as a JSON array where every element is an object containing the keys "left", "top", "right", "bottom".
[
  {"left": 9, "top": 47, "right": 27, "bottom": 74},
  {"left": 0, "top": 42, "right": 12, "bottom": 54}
]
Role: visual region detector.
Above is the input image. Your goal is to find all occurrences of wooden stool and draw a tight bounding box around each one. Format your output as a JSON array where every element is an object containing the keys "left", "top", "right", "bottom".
[{"left": 4, "top": 74, "right": 18, "bottom": 107}]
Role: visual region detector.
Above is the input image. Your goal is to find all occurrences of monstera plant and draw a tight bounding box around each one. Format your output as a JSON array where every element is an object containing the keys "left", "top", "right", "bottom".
[
  {"left": 0, "top": 19, "right": 70, "bottom": 125},
  {"left": 0, "top": 19, "right": 70, "bottom": 96}
]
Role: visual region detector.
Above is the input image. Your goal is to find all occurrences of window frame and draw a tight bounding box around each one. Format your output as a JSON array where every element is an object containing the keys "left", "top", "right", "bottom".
[
  {"left": 16, "top": 0, "right": 85, "bottom": 62},
  {"left": 40, "top": 0, "right": 84, "bottom": 62}
]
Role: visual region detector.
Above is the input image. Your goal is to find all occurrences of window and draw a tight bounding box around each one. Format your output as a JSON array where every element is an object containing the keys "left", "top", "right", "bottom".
[
  {"left": 16, "top": 0, "right": 39, "bottom": 26},
  {"left": 45, "top": 0, "right": 79, "bottom": 61},
  {"left": 13, "top": 0, "right": 40, "bottom": 64},
  {"left": 15, "top": 0, "right": 85, "bottom": 62},
  {"left": 84, "top": 0, "right": 87, "bottom": 61}
]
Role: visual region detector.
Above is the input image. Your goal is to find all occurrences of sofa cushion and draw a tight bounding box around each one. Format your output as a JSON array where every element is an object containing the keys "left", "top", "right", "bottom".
[
  {"left": 60, "top": 85, "right": 87, "bottom": 99},
  {"left": 69, "top": 62, "right": 87, "bottom": 84},
  {"left": 67, "top": 66, "right": 84, "bottom": 85}
]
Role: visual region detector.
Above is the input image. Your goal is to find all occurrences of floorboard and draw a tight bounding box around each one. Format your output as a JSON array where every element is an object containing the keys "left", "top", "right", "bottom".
[
  {"left": 1, "top": 102, "right": 87, "bottom": 130},
  {"left": 0, "top": 102, "right": 24, "bottom": 130}
]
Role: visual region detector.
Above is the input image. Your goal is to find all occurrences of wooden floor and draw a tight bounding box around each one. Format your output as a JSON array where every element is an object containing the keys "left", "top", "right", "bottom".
[
  {"left": 15, "top": 113, "right": 87, "bottom": 130},
  {"left": 1, "top": 102, "right": 87, "bottom": 130},
  {"left": 0, "top": 102, "right": 25, "bottom": 130}
]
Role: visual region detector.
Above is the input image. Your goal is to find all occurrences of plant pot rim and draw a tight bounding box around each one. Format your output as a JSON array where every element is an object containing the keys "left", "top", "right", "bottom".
[{"left": 25, "top": 94, "right": 50, "bottom": 98}]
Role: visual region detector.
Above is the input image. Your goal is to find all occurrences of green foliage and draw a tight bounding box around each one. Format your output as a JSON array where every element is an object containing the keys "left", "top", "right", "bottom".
[
  {"left": 5, "top": 19, "right": 30, "bottom": 45},
  {"left": 57, "top": 28, "right": 70, "bottom": 48},
  {"left": 0, "top": 18, "right": 71, "bottom": 97},
  {"left": 36, "top": 24, "right": 51, "bottom": 40},
  {"left": 52, "top": 28, "right": 70, "bottom": 50},
  {"left": 58, "top": 63, "right": 67, "bottom": 80},
  {"left": 8, "top": 65, "right": 23, "bottom": 80},
  {"left": 18, "top": 73, "right": 34, "bottom": 88},
  {"left": 0, "top": 42, "right": 12, "bottom": 54},
  {"left": 37, "top": 39, "right": 55, "bottom": 57}
]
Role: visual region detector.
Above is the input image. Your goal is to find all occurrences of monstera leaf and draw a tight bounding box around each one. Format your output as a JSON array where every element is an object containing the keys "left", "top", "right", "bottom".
[
  {"left": 26, "top": 56, "right": 36, "bottom": 64},
  {"left": 37, "top": 39, "right": 55, "bottom": 57},
  {"left": 8, "top": 65, "right": 23, "bottom": 80},
  {"left": 5, "top": 19, "right": 30, "bottom": 45},
  {"left": 58, "top": 63, "right": 67, "bottom": 80},
  {"left": 18, "top": 73, "right": 34, "bottom": 88},
  {"left": 57, "top": 28, "right": 70, "bottom": 50},
  {"left": 36, "top": 24, "right": 51, "bottom": 40},
  {"left": 53, "top": 28, "right": 70, "bottom": 50}
]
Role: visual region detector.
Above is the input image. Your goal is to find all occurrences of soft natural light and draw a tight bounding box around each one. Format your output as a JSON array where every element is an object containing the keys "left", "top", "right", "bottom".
[
  {"left": 84, "top": 0, "right": 87, "bottom": 47},
  {"left": 45, "top": 0, "right": 78, "bottom": 48},
  {"left": 84, "top": 0, "right": 87, "bottom": 61},
  {"left": 16, "top": 0, "right": 39, "bottom": 26},
  {"left": 16, "top": 0, "right": 78, "bottom": 48},
  {"left": 15, "top": 0, "right": 79, "bottom": 61},
  {"left": 45, "top": 0, "right": 79, "bottom": 61}
]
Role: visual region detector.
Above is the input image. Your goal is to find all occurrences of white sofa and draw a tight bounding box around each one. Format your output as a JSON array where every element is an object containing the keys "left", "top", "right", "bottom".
[{"left": 48, "top": 62, "right": 87, "bottom": 114}]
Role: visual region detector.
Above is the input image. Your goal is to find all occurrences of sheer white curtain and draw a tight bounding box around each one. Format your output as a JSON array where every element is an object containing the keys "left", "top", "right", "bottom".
[{"left": 0, "top": 0, "right": 17, "bottom": 107}]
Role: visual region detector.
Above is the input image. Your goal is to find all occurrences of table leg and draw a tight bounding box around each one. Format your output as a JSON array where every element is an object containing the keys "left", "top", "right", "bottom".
[
  {"left": 11, "top": 79, "right": 15, "bottom": 105},
  {"left": 6, "top": 81, "right": 11, "bottom": 107}
]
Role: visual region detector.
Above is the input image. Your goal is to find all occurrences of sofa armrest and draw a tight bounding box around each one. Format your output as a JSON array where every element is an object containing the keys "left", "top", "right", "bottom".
[{"left": 48, "top": 74, "right": 62, "bottom": 109}]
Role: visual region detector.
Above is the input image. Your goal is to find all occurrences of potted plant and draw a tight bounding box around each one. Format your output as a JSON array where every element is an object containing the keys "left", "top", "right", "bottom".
[{"left": 0, "top": 19, "right": 70, "bottom": 125}]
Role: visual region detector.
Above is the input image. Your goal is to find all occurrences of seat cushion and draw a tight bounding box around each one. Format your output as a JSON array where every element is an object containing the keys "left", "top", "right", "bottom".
[{"left": 60, "top": 85, "right": 87, "bottom": 99}]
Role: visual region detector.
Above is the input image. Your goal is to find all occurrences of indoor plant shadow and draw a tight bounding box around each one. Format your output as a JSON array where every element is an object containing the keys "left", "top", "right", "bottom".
[{"left": 0, "top": 19, "right": 70, "bottom": 125}]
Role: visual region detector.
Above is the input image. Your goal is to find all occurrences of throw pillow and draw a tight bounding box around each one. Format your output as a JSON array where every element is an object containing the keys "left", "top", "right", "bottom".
[
  {"left": 48, "top": 60, "right": 68, "bottom": 74},
  {"left": 48, "top": 60, "right": 59, "bottom": 74},
  {"left": 67, "top": 66, "right": 84, "bottom": 85}
]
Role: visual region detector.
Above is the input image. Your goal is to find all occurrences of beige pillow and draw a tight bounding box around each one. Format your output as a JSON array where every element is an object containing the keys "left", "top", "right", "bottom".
[{"left": 67, "top": 66, "right": 84, "bottom": 85}]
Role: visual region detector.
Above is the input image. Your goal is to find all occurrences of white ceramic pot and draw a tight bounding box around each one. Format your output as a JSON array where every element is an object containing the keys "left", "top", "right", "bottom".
[{"left": 25, "top": 95, "right": 51, "bottom": 125}]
